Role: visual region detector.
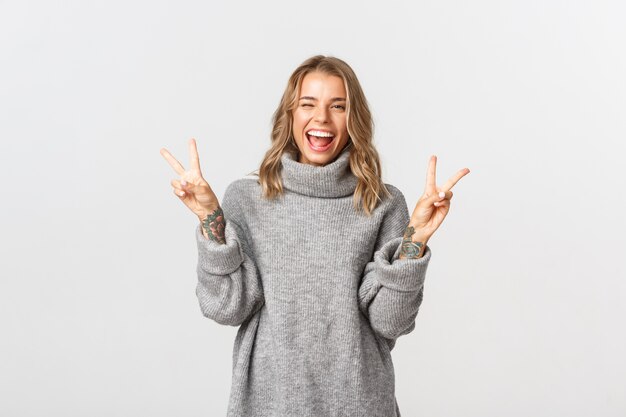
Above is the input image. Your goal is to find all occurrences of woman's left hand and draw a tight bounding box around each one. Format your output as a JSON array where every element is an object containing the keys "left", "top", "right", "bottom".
[{"left": 407, "top": 155, "right": 470, "bottom": 245}]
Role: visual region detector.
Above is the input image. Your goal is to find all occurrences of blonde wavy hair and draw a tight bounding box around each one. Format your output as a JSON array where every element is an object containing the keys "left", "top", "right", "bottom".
[{"left": 252, "top": 55, "right": 392, "bottom": 216}]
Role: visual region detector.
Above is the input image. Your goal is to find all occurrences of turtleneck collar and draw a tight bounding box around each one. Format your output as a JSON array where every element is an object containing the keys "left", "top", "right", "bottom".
[{"left": 280, "top": 145, "right": 358, "bottom": 198}]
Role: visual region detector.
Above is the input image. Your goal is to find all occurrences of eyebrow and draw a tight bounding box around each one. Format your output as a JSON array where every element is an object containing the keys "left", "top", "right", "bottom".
[{"left": 299, "top": 96, "right": 346, "bottom": 102}]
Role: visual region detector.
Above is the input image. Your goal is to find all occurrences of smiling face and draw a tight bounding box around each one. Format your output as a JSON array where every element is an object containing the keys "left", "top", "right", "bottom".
[{"left": 292, "top": 71, "right": 351, "bottom": 166}]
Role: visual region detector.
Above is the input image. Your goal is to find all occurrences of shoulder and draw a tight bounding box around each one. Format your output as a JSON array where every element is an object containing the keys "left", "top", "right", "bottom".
[
  {"left": 378, "top": 183, "right": 408, "bottom": 213},
  {"left": 223, "top": 176, "right": 261, "bottom": 202},
  {"left": 378, "top": 183, "right": 410, "bottom": 227},
  {"left": 369, "top": 183, "right": 411, "bottom": 249},
  {"left": 383, "top": 183, "right": 405, "bottom": 201},
  {"left": 221, "top": 176, "right": 261, "bottom": 221}
]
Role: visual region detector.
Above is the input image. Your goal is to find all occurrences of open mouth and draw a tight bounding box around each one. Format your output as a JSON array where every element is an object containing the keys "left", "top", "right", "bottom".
[{"left": 306, "top": 129, "right": 335, "bottom": 151}]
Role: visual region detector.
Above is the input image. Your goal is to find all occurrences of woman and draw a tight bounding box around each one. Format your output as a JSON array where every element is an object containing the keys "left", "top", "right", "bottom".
[{"left": 160, "top": 55, "right": 469, "bottom": 417}]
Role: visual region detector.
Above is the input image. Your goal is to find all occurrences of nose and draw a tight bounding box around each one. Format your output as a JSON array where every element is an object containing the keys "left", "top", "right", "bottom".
[{"left": 314, "top": 106, "right": 330, "bottom": 123}]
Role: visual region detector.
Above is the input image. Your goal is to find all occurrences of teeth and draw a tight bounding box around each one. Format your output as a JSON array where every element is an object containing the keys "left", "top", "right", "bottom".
[{"left": 307, "top": 130, "right": 334, "bottom": 138}]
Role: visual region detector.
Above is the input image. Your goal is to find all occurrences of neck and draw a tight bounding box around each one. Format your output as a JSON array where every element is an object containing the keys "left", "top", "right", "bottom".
[{"left": 280, "top": 145, "right": 357, "bottom": 198}]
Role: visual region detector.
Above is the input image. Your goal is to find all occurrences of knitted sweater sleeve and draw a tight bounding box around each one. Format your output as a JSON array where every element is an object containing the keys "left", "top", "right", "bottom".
[
  {"left": 195, "top": 181, "right": 265, "bottom": 327},
  {"left": 357, "top": 188, "right": 432, "bottom": 343}
]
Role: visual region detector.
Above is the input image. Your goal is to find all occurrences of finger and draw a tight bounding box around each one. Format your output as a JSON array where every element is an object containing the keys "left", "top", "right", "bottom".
[
  {"left": 425, "top": 155, "right": 437, "bottom": 194},
  {"left": 434, "top": 199, "right": 450, "bottom": 207},
  {"left": 171, "top": 179, "right": 184, "bottom": 191},
  {"left": 160, "top": 148, "right": 186, "bottom": 175},
  {"left": 188, "top": 138, "right": 203, "bottom": 175},
  {"left": 173, "top": 188, "right": 186, "bottom": 198},
  {"left": 427, "top": 189, "right": 453, "bottom": 205},
  {"left": 440, "top": 168, "right": 470, "bottom": 192},
  {"left": 179, "top": 179, "right": 202, "bottom": 195},
  {"left": 444, "top": 190, "right": 453, "bottom": 200},
  {"left": 436, "top": 188, "right": 453, "bottom": 198}
]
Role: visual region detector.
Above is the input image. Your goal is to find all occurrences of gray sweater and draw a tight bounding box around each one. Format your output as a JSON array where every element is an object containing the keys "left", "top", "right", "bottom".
[{"left": 195, "top": 145, "right": 432, "bottom": 417}]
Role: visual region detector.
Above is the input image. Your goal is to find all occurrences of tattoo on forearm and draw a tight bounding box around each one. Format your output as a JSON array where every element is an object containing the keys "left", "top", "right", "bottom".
[
  {"left": 400, "top": 226, "right": 424, "bottom": 259},
  {"left": 202, "top": 207, "right": 226, "bottom": 244}
]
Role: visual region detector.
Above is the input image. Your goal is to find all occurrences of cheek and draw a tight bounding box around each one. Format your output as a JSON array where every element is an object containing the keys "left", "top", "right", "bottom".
[
  {"left": 292, "top": 126, "right": 306, "bottom": 144},
  {"left": 292, "top": 112, "right": 306, "bottom": 130},
  {"left": 336, "top": 117, "right": 348, "bottom": 135},
  {"left": 333, "top": 112, "right": 347, "bottom": 125}
]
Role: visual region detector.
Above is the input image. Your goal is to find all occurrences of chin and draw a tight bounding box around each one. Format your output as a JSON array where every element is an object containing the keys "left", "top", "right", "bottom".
[{"left": 301, "top": 152, "right": 331, "bottom": 166}]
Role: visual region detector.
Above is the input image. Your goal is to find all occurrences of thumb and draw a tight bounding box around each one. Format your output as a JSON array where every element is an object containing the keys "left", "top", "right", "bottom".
[
  {"left": 180, "top": 180, "right": 200, "bottom": 194},
  {"left": 428, "top": 190, "right": 451, "bottom": 205}
]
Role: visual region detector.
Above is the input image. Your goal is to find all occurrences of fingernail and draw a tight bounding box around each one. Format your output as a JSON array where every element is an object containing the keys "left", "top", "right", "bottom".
[
  {"left": 438, "top": 191, "right": 445, "bottom": 198},
  {"left": 179, "top": 191, "right": 185, "bottom": 196},
  {"left": 181, "top": 180, "right": 186, "bottom": 186}
]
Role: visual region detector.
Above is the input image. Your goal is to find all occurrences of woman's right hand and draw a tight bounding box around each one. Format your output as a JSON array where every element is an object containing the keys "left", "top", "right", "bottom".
[{"left": 160, "top": 138, "right": 220, "bottom": 221}]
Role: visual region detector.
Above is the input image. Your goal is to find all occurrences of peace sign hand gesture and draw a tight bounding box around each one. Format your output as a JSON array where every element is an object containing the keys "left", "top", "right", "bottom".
[
  {"left": 399, "top": 155, "right": 470, "bottom": 259},
  {"left": 160, "top": 138, "right": 220, "bottom": 221}
]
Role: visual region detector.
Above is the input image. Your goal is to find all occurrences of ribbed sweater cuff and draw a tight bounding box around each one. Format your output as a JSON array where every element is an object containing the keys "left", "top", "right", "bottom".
[
  {"left": 374, "top": 236, "right": 432, "bottom": 292},
  {"left": 196, "top": 221, "right": 244, "bottom": 275}
]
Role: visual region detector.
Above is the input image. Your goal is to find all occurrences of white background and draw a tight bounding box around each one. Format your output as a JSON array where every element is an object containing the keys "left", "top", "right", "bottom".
[{"left": 1, "top": 0, "right": 625, "bottom": 415}]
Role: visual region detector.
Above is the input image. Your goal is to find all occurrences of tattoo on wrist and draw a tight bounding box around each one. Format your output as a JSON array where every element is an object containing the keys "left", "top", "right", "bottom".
[
  {"left": 400, "top": 226, "right": 424, "bottom": 259},
  {"left": 201, "top": 207, "right": 226, "bottom": 244}
]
